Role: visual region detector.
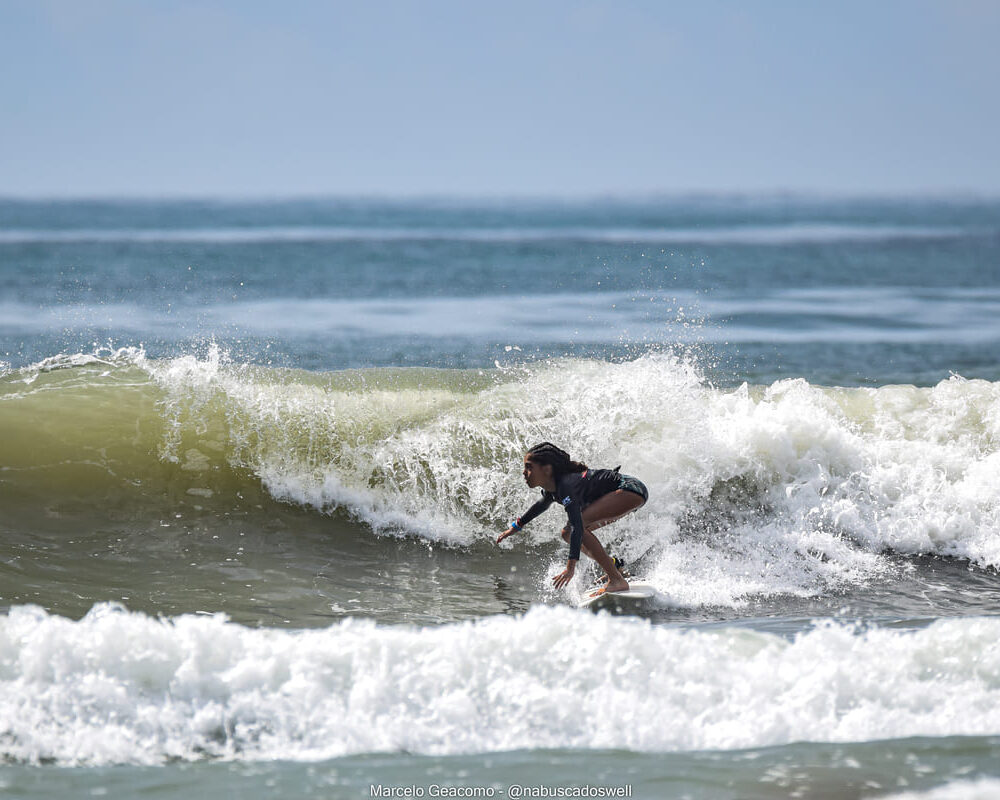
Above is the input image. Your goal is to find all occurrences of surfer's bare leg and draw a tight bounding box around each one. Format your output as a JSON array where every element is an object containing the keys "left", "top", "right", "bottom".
[{"left": 560, "top": 490, "right": 644, "bottom": 594}]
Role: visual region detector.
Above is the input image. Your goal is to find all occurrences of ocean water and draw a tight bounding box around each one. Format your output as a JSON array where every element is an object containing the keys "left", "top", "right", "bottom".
[{"left": 1, "top": 196, "right": 999, "bottom": 799}]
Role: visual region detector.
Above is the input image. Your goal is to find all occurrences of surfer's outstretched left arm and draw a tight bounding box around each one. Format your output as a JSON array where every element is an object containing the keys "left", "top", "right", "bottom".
[
  {"left": 497, "top": 494, "right": 552, "bottom": 544},
  {"left": 496, "top": 525, "right": 517, "bottom": 544}
]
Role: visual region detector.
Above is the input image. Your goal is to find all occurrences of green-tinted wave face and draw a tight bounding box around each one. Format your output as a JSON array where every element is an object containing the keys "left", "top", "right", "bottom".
[
  {"left": 0, "top": 350, "right": 510, "bottom": 533},
  {"left": 2, "top": 355, "right": 177, "bottom": 526}
]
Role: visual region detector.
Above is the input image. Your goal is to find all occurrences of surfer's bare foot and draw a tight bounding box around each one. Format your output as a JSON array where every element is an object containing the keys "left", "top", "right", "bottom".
[
  {"left": 604, "top": 578, "right": 629, "bottom": 594},
  {"left": 598, "top": 569, "right": 630, "bottom": 586}
]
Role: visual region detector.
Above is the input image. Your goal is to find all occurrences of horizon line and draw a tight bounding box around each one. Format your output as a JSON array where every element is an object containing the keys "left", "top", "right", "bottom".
[{"left": 2, "top": 188, "right": 999, "bottom": 204}]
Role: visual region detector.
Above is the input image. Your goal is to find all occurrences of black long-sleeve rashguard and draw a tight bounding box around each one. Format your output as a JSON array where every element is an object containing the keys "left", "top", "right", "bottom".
[{"left": 515, "top": 468, "right": 622, "bottom": 560}]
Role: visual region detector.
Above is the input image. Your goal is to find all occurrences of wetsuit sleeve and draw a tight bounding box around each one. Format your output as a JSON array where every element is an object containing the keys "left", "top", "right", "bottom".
[
  {"left": 516, "top": 494, "right": 553, "bottom": 528},
  {"left": 564, "top": 499, "right": 585, "bottom": 560}
]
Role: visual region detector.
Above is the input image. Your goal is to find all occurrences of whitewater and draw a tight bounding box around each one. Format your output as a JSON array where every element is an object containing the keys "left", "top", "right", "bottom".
[{"left": 3, "top": 604, "right": 1000, "bottom": 766}]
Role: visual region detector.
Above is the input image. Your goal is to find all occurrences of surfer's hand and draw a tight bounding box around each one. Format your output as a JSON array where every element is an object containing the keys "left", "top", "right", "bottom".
[
  {"left": 497, "top": 528, "right": 516, "bottom": 544},
  {"left": 552, "top": 560, "right": 577, "bottom": 589}
]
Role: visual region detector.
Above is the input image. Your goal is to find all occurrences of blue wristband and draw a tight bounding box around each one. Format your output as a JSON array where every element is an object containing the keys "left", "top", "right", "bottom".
[{"left": 510, "top": 520, "right": 521, "bottom": 531}]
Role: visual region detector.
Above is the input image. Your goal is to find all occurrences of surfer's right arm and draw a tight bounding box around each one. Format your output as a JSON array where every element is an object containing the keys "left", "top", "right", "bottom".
[{"left": 497, "top": 494, "right": 553, "bottom": 544}]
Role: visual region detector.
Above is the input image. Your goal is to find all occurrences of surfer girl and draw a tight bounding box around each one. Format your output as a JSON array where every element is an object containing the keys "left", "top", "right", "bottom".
[{"left": 497, "top": 442, "right": 647, "bottom": 594}]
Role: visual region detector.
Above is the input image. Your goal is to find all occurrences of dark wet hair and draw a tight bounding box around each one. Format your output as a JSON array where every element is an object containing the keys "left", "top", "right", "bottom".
[{"left": 525, "top": 442, "right": 588, "bottom": 478}]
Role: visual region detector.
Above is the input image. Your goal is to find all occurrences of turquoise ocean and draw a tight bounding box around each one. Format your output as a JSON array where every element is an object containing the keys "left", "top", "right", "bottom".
[{"left": 1, "top": 196, "right": 999, "bottom": 799}]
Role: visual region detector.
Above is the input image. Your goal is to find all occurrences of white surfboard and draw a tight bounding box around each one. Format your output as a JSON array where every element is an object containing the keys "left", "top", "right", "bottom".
[{"left": 577, "top": 579, "right": 658, "bottom": 610}]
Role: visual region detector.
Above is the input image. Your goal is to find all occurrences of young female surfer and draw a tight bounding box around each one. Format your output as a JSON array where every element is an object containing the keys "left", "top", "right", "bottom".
[{"left": 496, "top": 442, "right": 648, "bottom": 594}]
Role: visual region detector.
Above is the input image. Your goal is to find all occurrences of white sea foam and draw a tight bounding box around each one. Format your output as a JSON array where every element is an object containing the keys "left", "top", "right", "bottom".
[
  {"left": 883, "top": 779, "right": 1000, "bottom": 800},
  {"left": 141, "top": 350, "right": 1000, "bottom": 606},
  {"left": 2, "top": 603, "right": 1000, "bottom": 766}
]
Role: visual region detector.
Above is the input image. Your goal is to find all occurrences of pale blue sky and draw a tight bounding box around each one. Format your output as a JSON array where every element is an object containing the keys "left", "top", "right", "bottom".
[{"left": 2, "top": 0, "right": 998, "bottom": 197}]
